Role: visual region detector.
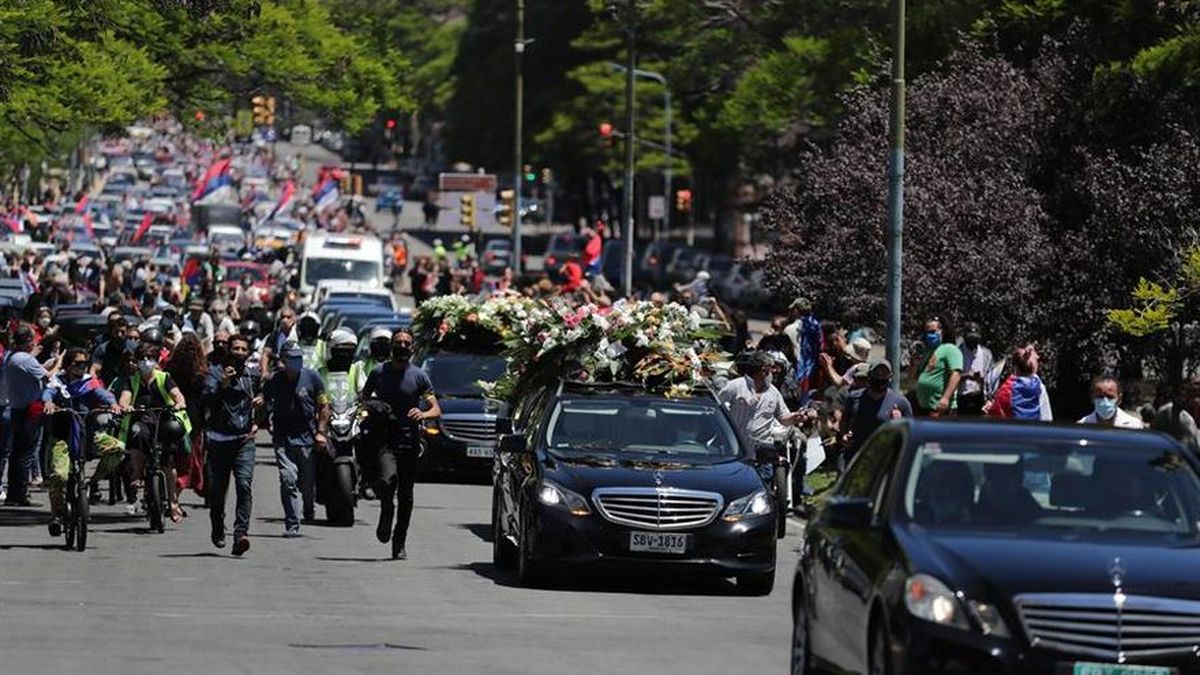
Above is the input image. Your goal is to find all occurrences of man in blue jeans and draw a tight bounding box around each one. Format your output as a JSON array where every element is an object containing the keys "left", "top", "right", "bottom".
[
  {"left": 202, "top": 334, "right": 262, "bottom": 555},
  {"left": 5, "top": 325, "right": 59, "bottom": 507},
  {"left": 263, "top": 341, "right": 328, "bottom": 537}
]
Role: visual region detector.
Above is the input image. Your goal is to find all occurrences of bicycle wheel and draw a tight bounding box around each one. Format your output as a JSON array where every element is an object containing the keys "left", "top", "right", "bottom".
[
  {"left": 146, "top": 472, "right": 164, "bottom": 534},
  {"left": 75, "top": 470, "right": 89, "bottom": 551},
  {"left": 64, "top": 473, "right": 77, "bottom": 549}
]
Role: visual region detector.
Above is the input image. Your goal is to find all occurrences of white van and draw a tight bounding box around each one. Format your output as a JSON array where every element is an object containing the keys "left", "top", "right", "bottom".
[{"left": 300, "top": 233, "right": 385, "bottom": 301}]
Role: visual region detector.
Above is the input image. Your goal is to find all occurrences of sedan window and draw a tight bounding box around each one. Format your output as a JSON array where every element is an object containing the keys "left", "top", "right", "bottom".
[
  {"left": 545, "top": 397, "right": 740, "bottom": 462},
  {"left": 838, "top": 430, "right": 899, "bottom": 501},
  {"left": 903, "top": 441, "right": 1200, "bottom": 538}
]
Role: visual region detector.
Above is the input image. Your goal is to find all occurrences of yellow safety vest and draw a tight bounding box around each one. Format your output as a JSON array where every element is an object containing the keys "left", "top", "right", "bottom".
[{"left": 118, "top": 371, "right": 193, "bottom": 445}]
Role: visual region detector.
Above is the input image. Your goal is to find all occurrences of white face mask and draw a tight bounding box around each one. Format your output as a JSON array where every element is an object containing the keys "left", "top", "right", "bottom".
[{"left": 138, "top": 359, "right": 156, "bottom": 378}]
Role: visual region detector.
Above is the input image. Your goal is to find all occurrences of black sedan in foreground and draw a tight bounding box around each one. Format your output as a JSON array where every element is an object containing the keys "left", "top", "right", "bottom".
[
  {"left": 492, "top": 382, "right": 777, "bottom": 593},
  {"left": 793, "top": 419, "right": 1200, "bottom": 675}
]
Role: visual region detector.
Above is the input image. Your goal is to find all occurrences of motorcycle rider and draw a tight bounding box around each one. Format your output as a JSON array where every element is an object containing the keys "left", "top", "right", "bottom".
[
  {"left": 360, "top": 329, "right": 441, "bottom": 560},
  {"left": 296, "top": 312, "right": 325, "bottom": 373},
  {"left": 348, "top": 328, "right": 390, "bottom": 499},
  {"left": 350, "top": 327, "right": 391, "bottom": 395}
]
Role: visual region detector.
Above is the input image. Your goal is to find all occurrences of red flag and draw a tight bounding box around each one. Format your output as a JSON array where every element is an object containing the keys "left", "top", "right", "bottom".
[
  {"left": 3, "top": 216, "right": 21, "bottom": 235},
  {"left": 82, "top": 212, "right": 95, "bottom": 239},
  {"left": 74, "top": 196, "right": 89, "bottom": 214},
  {"left": 132, "top": 212, "right": 154, "bottom": 243}
]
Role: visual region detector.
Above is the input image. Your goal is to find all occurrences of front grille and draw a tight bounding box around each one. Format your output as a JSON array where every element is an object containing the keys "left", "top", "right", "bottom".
[
  {"left": 1016, "top": 593, "right": 1200, "bottom": 663},
  {"left": 441, "top": 418, "right": 497, "bottom": 445},
  {"left": 592, "top": 488, "right": 724, "bottom": 531}
]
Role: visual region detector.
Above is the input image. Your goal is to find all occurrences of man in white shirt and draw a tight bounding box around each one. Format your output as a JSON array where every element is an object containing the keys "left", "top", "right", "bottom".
[
  {"left": 957, "top": 322, "right": 993, "bottom": 416},
  {"left": 718, "top": 351, "right": 812, "bottom": 451},
  {"left": 1077, "top": 377, "right": 1143, "bottom": 428}
]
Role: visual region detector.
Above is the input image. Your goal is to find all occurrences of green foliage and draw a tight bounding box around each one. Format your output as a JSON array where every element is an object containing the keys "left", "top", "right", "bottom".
[{"left": 1109, "top": 279, "right": 1183, "bottom": 337}]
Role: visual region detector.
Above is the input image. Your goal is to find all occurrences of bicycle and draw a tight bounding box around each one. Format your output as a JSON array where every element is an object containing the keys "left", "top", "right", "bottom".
[
  {"left": 122, "top": 406, "right": 186, "bottom": 534},
  {"left": 42, "top": 408, "right": 117, "bottom": 552}
]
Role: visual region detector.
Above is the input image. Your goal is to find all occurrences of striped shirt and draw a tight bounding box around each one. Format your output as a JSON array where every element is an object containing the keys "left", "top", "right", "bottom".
[{"left": 718, "top": 376, "right": 789, "bottom": 450}]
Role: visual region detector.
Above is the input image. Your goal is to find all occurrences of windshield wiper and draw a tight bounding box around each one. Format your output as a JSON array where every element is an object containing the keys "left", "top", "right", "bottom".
[{"left": 560, "top": 452, "right": 617, "bottom": 467}]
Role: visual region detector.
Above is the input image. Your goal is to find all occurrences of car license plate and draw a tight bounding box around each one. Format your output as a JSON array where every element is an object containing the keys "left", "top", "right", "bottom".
[
  {"left": 629, "top": 532, "right": 689, "bottom": 554},
  {"left": 1072, "top": 663, "right": 1175, "bottom": 675},
  {"left": 466, "top": 446, "right": 494, "bottom": 458}
]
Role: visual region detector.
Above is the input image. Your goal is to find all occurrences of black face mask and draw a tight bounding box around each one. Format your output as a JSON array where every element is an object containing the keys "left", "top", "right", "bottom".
[
  {"left": 392, "top": 345, "right": 412, "bottom": 362},
  {"left": 869, "top": 378, "right": 889, "bottom": 392},
  {"left": 964, "top": 336, "right": 980, "bottom": 348},
  {"left": 370, "top": 343, "right": 390, "bottom": 360}
]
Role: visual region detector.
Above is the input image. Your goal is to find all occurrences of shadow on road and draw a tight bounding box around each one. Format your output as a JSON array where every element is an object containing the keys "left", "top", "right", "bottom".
[
  {"left": 459, "top": 523, "right": 493, "bottom": 543},
  {"left": 466, "top": 561, "right": 741, "bottom": 596},
  {"left": 0, "top": 543, "right": 73, "bottom": 550},
  {"left": 289, "top": 642, "right": 426, "bottom": 652},
  {"left": 257, "top": 516, "right": 358, "bottom": 528},
  {"left": 159, "top": 552, "right": 223, "bottom": 559},
  {"left": 314, "top": 556, "right": 395, "bottom": 563}
]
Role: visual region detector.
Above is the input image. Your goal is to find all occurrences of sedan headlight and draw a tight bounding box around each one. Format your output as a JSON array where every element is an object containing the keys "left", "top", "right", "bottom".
[
  {"left": 536, "top": 480, "right": 591, "bottom": 516},
  {"left": 905, "top": 574, "right": 1011, "bottom": 637},
  {"left": 723, "top": 490, "right": 774, "bottom": 522},
  {"left": 904, "top": 574, "right": 969, "bottom": 629}
]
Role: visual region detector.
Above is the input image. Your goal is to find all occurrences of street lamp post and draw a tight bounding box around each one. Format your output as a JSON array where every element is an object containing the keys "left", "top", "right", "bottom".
[
  {"left": 608, "top": 63, "right": 671, "bottom": 242},
  {"left": 620, "top": 0, "right": 637, "bottom": 298},
  {"left": 885, "top": 0, "right": 907, "bottom": 386},
  {"left": 512, "top": 0, "right": 525, "bottom": 267}
]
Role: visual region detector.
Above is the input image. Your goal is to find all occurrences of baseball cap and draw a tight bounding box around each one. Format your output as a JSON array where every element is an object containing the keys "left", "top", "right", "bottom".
[
  {"left": 868, "top": 358, "right": 893, "bottom": 377},
  {"left": 844, "top": 337, "right": 871, "bottom": 363}
]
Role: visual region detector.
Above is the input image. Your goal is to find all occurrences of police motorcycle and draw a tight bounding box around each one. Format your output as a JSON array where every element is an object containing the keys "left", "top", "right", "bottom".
[{"left": 314, "top": 329, "right": 359, "bottom": 526}]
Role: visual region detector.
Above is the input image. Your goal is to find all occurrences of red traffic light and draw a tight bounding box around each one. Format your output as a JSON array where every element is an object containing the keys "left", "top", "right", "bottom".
[
  {"left": 385, "top": 118, "right": 397, "bottom": 129},
  {"left": 599, "top": 122, "right": 613, "bottom": 138}
]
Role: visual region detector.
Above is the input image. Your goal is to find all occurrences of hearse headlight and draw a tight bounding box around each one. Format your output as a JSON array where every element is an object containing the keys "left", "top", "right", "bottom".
[
  {"left": 904, "top": 574, "right": 969, "bottom": 630},
  {"left": 723, "top": 490, "right": 773, "bottom": 521},
  {"left": 536, "top": 480, "right": 591, "bottom": 516},
  {"left": 966, "top": 600, "right": 1011, "bottom": 638}
]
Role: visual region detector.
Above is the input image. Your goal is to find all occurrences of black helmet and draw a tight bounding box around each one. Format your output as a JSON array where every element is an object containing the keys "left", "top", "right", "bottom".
[
  {"left": 239, "top": 319, "right": 260, "bottom": 340},
  {"left": 141, "top": 326, "right": 164, "bottom": 347},
  {"left": 298, "top": 312, "right": 320, "bottom": 340}
]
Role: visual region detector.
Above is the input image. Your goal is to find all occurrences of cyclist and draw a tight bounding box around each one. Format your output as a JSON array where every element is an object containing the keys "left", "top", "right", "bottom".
[
  {"left": 116, "top": 340, "right": 191, "bottom": 521},
  {"left": 44, "top": 347, "right": 122, "bottom": 537},
  {"left": 717, "top": 350, "right": 813, "bottom": 452}
]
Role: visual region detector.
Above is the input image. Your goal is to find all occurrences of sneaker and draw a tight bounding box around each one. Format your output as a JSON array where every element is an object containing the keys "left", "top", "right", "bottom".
[
  {"left": 0, "top": 488, "right": 7, "bottom": 503},
  {"left": 231, "top": 536, "right": 251, "bottom": 557},
  {"left": 211, "top": 530, "right": 226, "bottom": 549},
  {"left": 48, "top": 518, "right": 62, "bottom": 537},
  {"left": 392, "top": 543, "right": 407, "bottom": 561},
  {"left": 125, "top": 502, "right": 143, "bottom": 516},
  {"left": 282, "top": 530, "right": 302, "bottom": 539}
]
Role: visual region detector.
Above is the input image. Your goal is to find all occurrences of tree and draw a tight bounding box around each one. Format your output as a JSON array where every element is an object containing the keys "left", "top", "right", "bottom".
[{"left": 761, "top": 45, "right": 1055, "bottom": 356}]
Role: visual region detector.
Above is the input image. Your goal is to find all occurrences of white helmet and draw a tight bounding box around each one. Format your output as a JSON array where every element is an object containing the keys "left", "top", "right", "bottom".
[
  {"left": 368, "top": 326, "right": 392, "bottom": 342},
  {"left": 328, "top": 328, "right": 357, "bottom": 349}
]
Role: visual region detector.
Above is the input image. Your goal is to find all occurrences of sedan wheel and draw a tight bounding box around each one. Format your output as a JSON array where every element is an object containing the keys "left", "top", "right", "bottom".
[
  {"left": 491, "top": 489, "right": 517, "bottom": 570},
  {"left": 517, "top": 505, "right": 547, "bottom": 588},
  {"left": 791, "top": 598, "right": 811, "bottom": 675}
]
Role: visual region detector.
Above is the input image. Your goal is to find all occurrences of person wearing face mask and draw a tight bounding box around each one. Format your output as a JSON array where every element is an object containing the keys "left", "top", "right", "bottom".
[
  {"left": 202, "top": 334, "right": 263, "bottom": 555},
  {"left": 350, "top": 328, "right": 392, "bottom": 396},
  {"left": 260, "top": 307, "right": 297, "bottom": 375},
  {"left": 360, "top": 330, "right": 441, "bottom": 560},
  {"left": 956, "top": 322, "right": 993, "bottom": 417},
  {"left": 911, "top": 317, "right": 963, "bottom": 417},
  {"left": 116, "top": 342, "right": 190, "bottom": 520},
  {"left": 262, "top": 341, "right": 329, "bottom": 537},
  {"left": 183, "top": 297, "right": 214, "bottom": 353},
  {"left": 1078, "top": 376, "right": 1143, "bottom": 428},
  {"left": 841, "top": 360, "right": 912, "bottom": 456}
]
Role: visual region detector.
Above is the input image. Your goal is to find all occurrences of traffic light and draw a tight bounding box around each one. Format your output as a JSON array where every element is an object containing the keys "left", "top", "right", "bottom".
[
  {"left": 675, "top": 188, "right": 693, "bottom": 213},
  {"left": 251, "top": 95, "right": 276, "bottom": 126},
  {"left": 599, "top": 122, "right": 614, "bottom": 147},
  {"left": 523, "top": 164, "right": 536, "bottom": 184},
  {"left": 460, "top": 193, "right": 476, "bottom": 228},
  {"left": 498, "top": 189, "right": 515, "bottom": 228},
  {"left": 385, "top": 118, "right": 397, "bottom": 130}
]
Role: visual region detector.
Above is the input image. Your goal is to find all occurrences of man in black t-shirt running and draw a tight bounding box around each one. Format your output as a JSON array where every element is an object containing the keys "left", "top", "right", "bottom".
[{"left": 360, "top": 329, "right": 441, "bottom": 560}]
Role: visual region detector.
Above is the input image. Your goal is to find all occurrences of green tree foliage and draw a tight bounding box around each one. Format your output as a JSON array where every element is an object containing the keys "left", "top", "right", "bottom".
[{"left": 0, "top": 0, "right": 409, "bottom": 176}]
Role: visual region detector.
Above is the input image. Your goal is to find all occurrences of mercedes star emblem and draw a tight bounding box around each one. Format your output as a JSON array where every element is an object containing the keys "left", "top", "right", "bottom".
[
  {"left": 1109, "top": 557, "right": 1126, "bottom": 590},
  {"left": 653, "top": 470, "right": 664, "bottom": 487}
]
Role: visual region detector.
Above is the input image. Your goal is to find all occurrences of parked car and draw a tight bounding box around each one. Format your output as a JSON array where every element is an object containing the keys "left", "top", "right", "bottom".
[
  {"left": 492, "top": 381, "right": 777, "bottom": 592},
  {"left": 636, "top": 241, "right": 686, "bottom": 289},
  {"left": 793, "top": 419, "right": 1200, "bottom": 674},
  {"left": 665, "top": 246, "right": 701, "bottom": 284},
  {"left": 220, "top": 262, "right": 270, "bottom": 292}
]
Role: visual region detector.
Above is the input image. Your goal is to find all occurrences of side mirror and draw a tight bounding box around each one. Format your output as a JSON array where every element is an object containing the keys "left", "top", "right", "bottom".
[
  {"left": 820, "top": 496, "right": 875, "bottom": 530},
  {"left": 497, "top": 433, "right": 527, "bottom": 455}
]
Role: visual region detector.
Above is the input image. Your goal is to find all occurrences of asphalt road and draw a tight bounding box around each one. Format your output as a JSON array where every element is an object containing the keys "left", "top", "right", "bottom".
[{"left": 0, "top": 443, "right": 802, "bottom": 674}]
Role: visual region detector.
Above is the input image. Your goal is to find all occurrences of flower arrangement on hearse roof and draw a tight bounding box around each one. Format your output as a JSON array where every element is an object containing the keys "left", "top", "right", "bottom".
[{"left": 412, "top": 293, "right": 734, "bottom": 402}]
